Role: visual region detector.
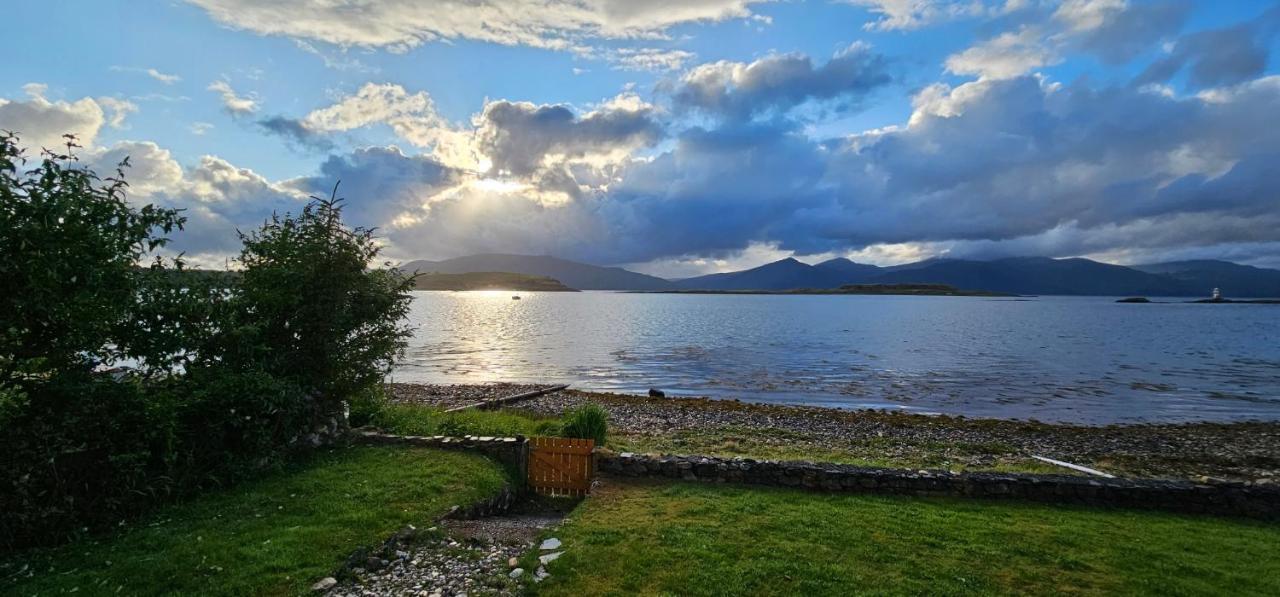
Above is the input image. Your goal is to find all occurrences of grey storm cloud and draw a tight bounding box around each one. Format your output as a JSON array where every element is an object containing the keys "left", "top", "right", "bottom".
[
  {"left": 257, "top": 115, "right": 334, "bottom": 152},
  {"left": 289, "top": 145, "right": 458, "bottom": 230},
  {"left": 474, "top": 99, "right": 664, "bottom": 177},
  {"left": 30, "top": 33, "right": 1278, "bottom": 269},
  {"left": 1136, "top": 5, "right": 1280, "bottom": 90},
  {"left": 669, "top": 42, "right": 891, "bottom": 121},
  {"left": 281, "top": 72, "right": 1280, "bottom": 268},
  {"left": 1061, "top": 0, "right": 1191, "bottom": 65},
  {"left": 805, "top": 75, "right": 1280, "bottom": 254}
]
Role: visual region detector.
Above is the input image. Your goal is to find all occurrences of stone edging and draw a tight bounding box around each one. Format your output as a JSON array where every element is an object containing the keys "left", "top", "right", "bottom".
[{"left": 597, "top": 452, "right": 1280, "bottom": 519}]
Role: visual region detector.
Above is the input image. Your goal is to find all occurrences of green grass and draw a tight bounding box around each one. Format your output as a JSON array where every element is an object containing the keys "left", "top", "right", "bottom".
[
  {"left": 370, "top": 403, "right": 557, "bottom": 438},
  {"left": 535, "top": 480, "right": 1280, "bottom": 596},
  {"left": 371, "top": 403, "right": 1067, "bottom": 474},
  {"left": 1, "top": 446, "right": 507, "bottom": 596},
  {"left": 610, "top": 426, "right": 1069, "bottom": 475}
]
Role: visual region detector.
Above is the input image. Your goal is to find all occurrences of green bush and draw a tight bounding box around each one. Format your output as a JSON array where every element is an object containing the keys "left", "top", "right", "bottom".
[
  {"left": 0, "top": 134, "right": 414, "bottom": 550},
  {"left": 561, "top": 404, "right": 609, "bottom": 445},
  {"left": 233, "top": 192, "right": 414, "bottom": 416},
  {"left": 348, "top": 385, "right": 389, "bottom": 428}
]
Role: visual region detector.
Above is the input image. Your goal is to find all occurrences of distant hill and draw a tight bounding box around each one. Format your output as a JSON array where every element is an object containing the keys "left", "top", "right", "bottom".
[
  {"left": 868, "top": 257, "right": 1196, "bottom": 296},
  {"left": 410, "top": 271, "right": 577, "bottom": 292},
  {"left": 399, "top": 254, "right": 674, "bottom": 290},
  {"left": 1132, "top": 260, "right": 1280, "bottom": 298},
  {"left": 813, "top": 257, "right": 884, "bottom": 279},
  {"left": 398, "top": 253, "right": 1280, "bottom": 297},
  {"left": 656, "top": 283, "right": 1010, "bottom": 296},
  {"left": 670, "top": 255, "right": 1280, "bottom": 296},
  {"left": 674, "top": 257, "right": 853, "bottom": 290}
]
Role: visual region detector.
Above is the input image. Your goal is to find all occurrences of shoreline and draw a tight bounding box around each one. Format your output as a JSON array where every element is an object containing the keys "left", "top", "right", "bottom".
[{"left": 385, "top": 383, "right": 1280, "bottom": 483}]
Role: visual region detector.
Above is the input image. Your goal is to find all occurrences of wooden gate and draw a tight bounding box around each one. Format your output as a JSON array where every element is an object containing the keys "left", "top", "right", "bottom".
[{"left": 527, "top": 436, "right": 595, "bottom": 497}]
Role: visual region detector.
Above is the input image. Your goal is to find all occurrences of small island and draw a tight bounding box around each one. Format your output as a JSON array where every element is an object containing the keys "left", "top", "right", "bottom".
[
  {"left": 410, "top": 271, "right": 578, "bottom": 292},
  {"left": 650, "top": 283, "right": 1013, "bottom": 297}
]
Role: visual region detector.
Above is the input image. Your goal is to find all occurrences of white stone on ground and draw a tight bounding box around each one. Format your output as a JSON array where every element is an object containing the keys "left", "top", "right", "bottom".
[{"left": 539, "top": 538, "right": 561, "bottom": 550}]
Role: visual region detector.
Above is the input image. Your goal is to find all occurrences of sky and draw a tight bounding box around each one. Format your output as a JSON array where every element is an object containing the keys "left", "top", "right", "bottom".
[{"left": 3, "top": 0, "right": 1280, "bottom": 277}]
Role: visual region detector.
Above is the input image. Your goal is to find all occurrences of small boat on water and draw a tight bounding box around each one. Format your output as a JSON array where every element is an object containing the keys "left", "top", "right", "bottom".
[{"left": 512, "top": 295, "right": 521, "bottom": 300}]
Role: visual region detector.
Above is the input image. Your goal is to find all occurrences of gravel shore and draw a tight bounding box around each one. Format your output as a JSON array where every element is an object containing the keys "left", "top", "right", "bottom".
[
  {"left": 385, "top": 383, "right": 1279, "bottom": 482},
  {"left": 387, "top": 383, "right": 557, "bottom": 410}
]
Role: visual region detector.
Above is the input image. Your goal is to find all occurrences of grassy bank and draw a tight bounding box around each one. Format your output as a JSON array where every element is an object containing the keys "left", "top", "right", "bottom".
[
  {"left": 535, "top": 480, "right": 1280, "bottom": 596},
  {"left": 368, "top": 403, "right": 557, "bottom": 437},
  {"left": 1, "top": 446, "right": 507, "bottom": 596},
  {"left": 370, "top": 401, "right": 1068, "bottom": 475},
  {"left": 609, "top": 426, "right": 1069, "bottom": 474}
]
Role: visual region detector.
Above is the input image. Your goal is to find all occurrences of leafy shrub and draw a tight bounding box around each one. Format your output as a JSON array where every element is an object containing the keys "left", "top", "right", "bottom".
[
  {"left": 348, "top": 385, "right": 389, "bottom": 428},
  {"left": 0, "top": 134, "right": 415, "bottom": 550},
  {"left": 0, "top": 132, "right": 185, "bottom": 381},
  {"left": 561, "top": 404, "right": 609, "bottom": 445},
  {"left": 233, "top": 190, "right": 414, "bottom": 416}
]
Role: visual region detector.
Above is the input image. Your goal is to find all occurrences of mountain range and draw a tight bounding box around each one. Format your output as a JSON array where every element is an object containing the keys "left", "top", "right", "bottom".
[{"left": 400, "top": 254, "right": 1280, "bottom": 297}]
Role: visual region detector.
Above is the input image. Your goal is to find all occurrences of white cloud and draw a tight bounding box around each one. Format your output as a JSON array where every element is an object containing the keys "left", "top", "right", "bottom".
[
  {"left": 945, "top": 0, "right": 1188, "bottom": 81},
  {"left": 0, "top": 83, "right": 105, "bottom": 150},
  {"left": 844, "top": 0, "right": 1000, "bottom": 31},
  {"left": 302, "top": 82, "right": 442, "bottom": 139},
  {"left": 97, "top": 97, "right": 139, "bottom": 129},
  {"left": 207, "top": 80, "right": 258, "bottom": 115},
  {"left": 189, "top": 122, "right": 215, "bottom": 135},
  {"left": 111, "top": 66, "right": 182, "bottom": 84},
  {"left": 945, "top": 27, "right": 1059, "bottom": 79},
  {"left": 1052, "top": 0, "right": 1127, "bottom": 33},
  {"left": 187, "top": 0, "right": 764, "bottom": 52},
  {"left": 605, "top": 48, "right": 695, "bottom": 72}
]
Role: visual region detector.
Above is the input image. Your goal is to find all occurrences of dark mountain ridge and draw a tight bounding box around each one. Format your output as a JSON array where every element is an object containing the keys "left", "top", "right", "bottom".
[
  {"left": 399, "top": 253, "right": 674, "bottom": 291},
  {"left": 399, "top": 253, "right": 1280, "bottom": 297}
]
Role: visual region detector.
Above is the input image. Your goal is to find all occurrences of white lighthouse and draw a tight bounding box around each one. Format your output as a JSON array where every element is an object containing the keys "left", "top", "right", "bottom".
[{"left": 1212, "top": 287, "right": 1222, "bottom": 301}]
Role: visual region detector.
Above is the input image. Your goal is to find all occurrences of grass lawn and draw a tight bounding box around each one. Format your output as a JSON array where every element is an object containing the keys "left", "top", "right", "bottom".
[
  {"left": 369, "top": 403, "right": 556, "bottom": 437},
  {"left": 1, "top": 446, "right": 507, "bottom": 596},
  {"left": 534, "top": 480, "right": 1280, "bottom": 596}
]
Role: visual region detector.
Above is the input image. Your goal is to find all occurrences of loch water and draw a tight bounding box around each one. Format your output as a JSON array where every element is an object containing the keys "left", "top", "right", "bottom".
[{"left": 394, "top": 291, "right": 1280, "bottom": 424}]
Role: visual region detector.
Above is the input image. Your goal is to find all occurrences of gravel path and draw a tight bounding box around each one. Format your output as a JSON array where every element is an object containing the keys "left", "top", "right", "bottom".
[
  {"left": 325, "top": 534, "right": 528, "bottom": 597},
  {"left": 323, "top": 501, "right": 573, "bottom": 597}
]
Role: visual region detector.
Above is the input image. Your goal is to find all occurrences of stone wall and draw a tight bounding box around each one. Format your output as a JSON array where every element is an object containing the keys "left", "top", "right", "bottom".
[
  {"left": 352, "top": 430, "right": 529, "bottom": 485},
  {"left": 597, "top": 452, "right": 1280, "bottom": 519}
]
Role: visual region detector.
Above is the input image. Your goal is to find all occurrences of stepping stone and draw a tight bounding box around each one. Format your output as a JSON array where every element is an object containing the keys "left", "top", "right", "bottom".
[
  {"left": 539, "top": 551, "right": 563, "bottom": 565},
  {"left": 539, "top": 538, "right": 561, "bottom": 550}
]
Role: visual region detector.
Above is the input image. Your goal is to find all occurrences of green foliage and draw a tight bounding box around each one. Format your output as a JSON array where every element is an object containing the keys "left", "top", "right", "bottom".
[
  {"left": 348, "top": 384, "right": 390, "bottom": 428},
  {"left": 232, "top": 190, "right": 414, "bottom": 414},
  {"left": 560, "top": 403, "right": 608, "bottom": 445},
  {"left": 0, "top": 132, "right": 185, "bottom": 382},
  {"left": 0, "top": 134, "right": 416, "bottom": 550}
]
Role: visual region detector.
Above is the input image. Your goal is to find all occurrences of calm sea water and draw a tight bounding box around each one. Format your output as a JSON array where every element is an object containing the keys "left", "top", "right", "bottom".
[{"left": 392, "top": 291, "right": 1280, "bottom": 424}]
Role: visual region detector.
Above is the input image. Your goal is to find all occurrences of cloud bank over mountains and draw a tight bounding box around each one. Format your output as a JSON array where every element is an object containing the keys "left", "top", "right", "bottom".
[{"left": 3, "top": 0, "right": 1279, "bottom": 272}]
